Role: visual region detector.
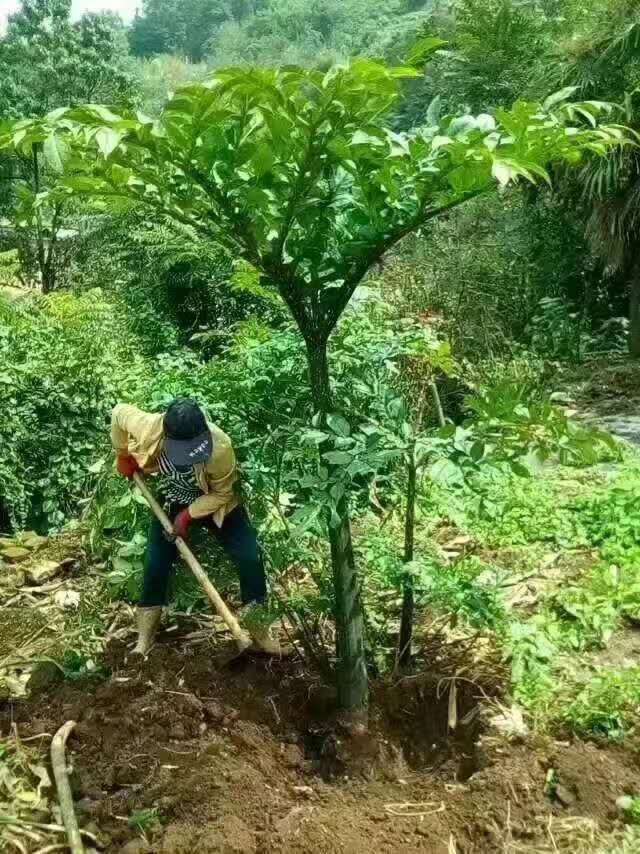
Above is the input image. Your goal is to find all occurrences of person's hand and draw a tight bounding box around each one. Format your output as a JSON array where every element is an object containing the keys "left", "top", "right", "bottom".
[
  {"left": 117, "top": 453, "right": 140, "bottom": 479},
  {"left": 173, "top": 509, "right": 192, "bottom": 540}
]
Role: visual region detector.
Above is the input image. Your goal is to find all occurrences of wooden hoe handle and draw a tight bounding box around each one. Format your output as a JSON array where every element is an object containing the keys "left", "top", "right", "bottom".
[{"left": 133, "top": 471, "right": 251, "bottom": 651}]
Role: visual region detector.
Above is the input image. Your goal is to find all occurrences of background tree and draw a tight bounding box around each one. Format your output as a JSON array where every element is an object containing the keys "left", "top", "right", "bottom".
[
  {"left": 549, "top": 0, "right": 640, "bottom": 355},
  {"left": 0, "top": 0, "right": 133, "bottom": 117},
  {"left": 444, "top": 0, "right": 553, "bottom": 112},
  {"left": 386, "top": 0, "right": 626, "bottom": 363},
  {"left": 0, "top": 0, "right": 135, "bottom": 291},
  {"left": 127, "top": 0, "right": 435, "bottom": 70},
  {"left": 392, "top": 0, "right": 559, "bottom": 131},
  {"left": 129, "top": 0, "right": 239, "bottom": 62}
]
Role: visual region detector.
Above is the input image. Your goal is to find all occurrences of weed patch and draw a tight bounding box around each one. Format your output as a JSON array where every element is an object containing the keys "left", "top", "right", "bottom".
[{"left": 560, "top": 667, "right": 640, "bottom": 742}]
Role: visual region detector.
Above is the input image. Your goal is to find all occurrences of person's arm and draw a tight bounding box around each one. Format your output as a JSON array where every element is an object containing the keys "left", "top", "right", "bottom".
[
  {"left": 188, "top": 444, "right": 238, "bottom": 520},
  {"left": 111, "top": 404, "right": 161, "bottom": 449},
  {"left": 111, "top": 404, "right": 142, "bottom": 452},
  {"left": 110, "top": 404, "right": 159, "bottom": 478}
]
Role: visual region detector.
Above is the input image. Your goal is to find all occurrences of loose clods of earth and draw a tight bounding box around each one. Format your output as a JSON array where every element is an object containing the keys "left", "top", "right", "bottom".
[
  {"left": 26, "top": 560, "right": 62, "bottom": 584},
  {"left": 1, "top": 545, "right": 30, "bottom": 563},
  {"left": 18, "top": 531, "right": 48, "bottom": 550},
  {"left": 0, "top": 564, "right": 26, "bottom": 588}
]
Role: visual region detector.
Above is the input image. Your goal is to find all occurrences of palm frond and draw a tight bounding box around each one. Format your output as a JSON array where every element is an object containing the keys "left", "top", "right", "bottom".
[
  {"left": 586, "top": 203, "right": 627, "bottom": 272},
  {"left": 581, "top": 145, "right": 631, "bottom": 201},
  {"left": 600, "top": 19, "right": 640, "bottom": 66},
  {"left": 586, "top": 170, "right": 640, "bottom": 270},
  {"left": 547, "top": 9, "right": 640, "bottom": 97}
]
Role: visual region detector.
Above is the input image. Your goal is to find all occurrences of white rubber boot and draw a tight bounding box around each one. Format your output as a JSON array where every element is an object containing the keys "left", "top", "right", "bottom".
[
  {"left": 250, "top": 624, "right": 287, "bottom": 657},
  {"left": 132, "top": 606, "right": 162, "bottom": 657},
  {"left": 238, "top": 603, "right": 291, "bottom": 658}
]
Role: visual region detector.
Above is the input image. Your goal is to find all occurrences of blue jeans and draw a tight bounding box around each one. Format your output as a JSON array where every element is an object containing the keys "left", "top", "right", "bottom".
[{"left": 140, "top": 503, "right": 267, "bottom": 607}]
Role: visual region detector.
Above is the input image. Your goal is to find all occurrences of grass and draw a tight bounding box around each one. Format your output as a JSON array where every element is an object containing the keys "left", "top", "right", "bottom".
[
  {"left": 405, "top": 450, "right": 640, "bottom": 740},
  {"left": 128, "top": 807, "right": 163, "bottom": 835},
  {"left": 559, "top": 668, "right": 640, "bottom": 742},
  {"left": 428, "top": 465, "right": 592, "bottom": 549},
  {"left": 620, "top": 797, "right": 640, "bottom": 826}
]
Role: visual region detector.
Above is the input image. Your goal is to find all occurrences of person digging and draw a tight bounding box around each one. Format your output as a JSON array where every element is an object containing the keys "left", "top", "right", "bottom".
[{"left": 111, "top": 398, "right": 284, "bottom": 657}]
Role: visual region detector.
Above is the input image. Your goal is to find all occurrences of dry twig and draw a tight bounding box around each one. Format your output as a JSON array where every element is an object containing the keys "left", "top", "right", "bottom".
[
  {"left": 384, "top": 801, "right": 445, "bottom": 817},
  {"left": 50, "top": 721, "right": 84, "bottom": 854}
]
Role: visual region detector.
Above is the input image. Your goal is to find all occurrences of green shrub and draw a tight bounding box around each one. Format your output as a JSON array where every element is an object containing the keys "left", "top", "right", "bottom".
[
  {"left": 621, "top": 798, "right": 640, "bottom": 826},
  {"left": 429, "top": 468, "right": 586, "bottom": 548},
  {"left": 579, "top": 468, "right": 640, "bottom": 551},
  {"left": 383, "top": 193, "right": 600, "bottom": 361},
  {"left": 0, "top": 249, "right": 20, "bottom": 284},
  {"left": 70, "top": 213, "right": 286, "bottom": 357},
  {"left": 420, "top": 554, "right": 506, "bottom": 630},
  {"left": 0, "top": 290, "right": 151, "bottom": 530},
  {"left": 508, "top": 616, "right": 559, "bottom": 703},
  {"left": 561, "top": 668, "right": 640, "bottom": 741},
  {"left": 358, "top": 524, "right": 505, "bottom": 641}
]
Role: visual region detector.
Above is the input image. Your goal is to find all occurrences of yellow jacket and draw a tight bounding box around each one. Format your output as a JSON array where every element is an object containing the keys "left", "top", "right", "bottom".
[{"left": 110, "top": 404, "right": 239, "bottom": 526}]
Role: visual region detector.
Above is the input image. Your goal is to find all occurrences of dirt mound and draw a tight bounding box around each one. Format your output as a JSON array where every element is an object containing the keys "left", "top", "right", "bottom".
[{"left": 2, "top": 629, "right": 638, "bottom": 853}]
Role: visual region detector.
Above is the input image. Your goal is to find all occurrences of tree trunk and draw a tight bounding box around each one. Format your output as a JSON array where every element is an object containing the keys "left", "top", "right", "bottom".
[
  {"left": 304, "top": 336, "right": 369, "bottom": 718},
  {"left": 430, "top": 380, "right": 446, "bottom": 428},
  {"left": 629, "top": 265, "right": 640, "bottom": 358},
  {"left": 398, "top": 449, "right": 416, "bottom": 669},
  {"left": 31, "top": 146, "right": 52, "bottom": 294},
  {"left": 41, "top": 202, "right": 62, "bottom": 296},
  {"left": 41, "top": 261, "right": 56, "bottom": 295}
]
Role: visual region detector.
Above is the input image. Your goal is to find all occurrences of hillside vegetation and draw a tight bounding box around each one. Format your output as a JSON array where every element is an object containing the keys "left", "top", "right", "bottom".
[{"left": 2, "top": 1, "right": 640, "bottom": 853}]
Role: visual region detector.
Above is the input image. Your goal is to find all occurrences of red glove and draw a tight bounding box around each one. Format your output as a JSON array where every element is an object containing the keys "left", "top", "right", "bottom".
[
  {"left": 173, "top": 509, "right": 192, "bottom": 540},
  {"left": 117, "top": 453, "right": 140, "bottom": 479}
]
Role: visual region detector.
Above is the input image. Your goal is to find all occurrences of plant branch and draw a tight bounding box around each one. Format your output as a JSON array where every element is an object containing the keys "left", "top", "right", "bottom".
[{"left": 322, "top": 186, "right": 490, "bottom": 334}]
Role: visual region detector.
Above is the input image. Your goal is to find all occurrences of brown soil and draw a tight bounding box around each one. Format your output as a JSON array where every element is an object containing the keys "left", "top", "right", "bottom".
[
  {"left": 583, "top": 625, "right": 640, "bottom": 671},
  {"left": 2, "top": 624, "right": 638, "bottom": 854},
  {"left": 559, "top": 357, "right": 640, "bottom": 413}
]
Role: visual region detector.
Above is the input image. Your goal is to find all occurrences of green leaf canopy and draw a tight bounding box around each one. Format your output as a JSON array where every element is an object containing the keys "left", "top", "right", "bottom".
[{"left": 0, "top": 60, "right": 631, "bottom": 336}]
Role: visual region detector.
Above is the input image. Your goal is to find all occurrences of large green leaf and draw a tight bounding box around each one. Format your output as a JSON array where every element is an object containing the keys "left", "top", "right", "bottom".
[
  {"left": 407, "top": 36, "right": 448, "bottom": 67},
  {"left": 327, "top": 414, "right": 351, "bottom": 438},
  {"left": 251, "top": 144, "right": 275, "bottom": 177},
  {"left": 543, "top": 87, "right": 579, "bottom": 111},
  {"left": 84, "top": 105, "right": 123, "bottom": 124},
  {"left": 95, "top": 127, "right": 123, "bottom": 158},
  {"left": 43, "top": 134, "right": 68, "bottom": 173},
  {"left": 61, "top": 176, "right": 113, "bottom": 194},
  {"left": 323, "top": 450, "right": 354, "bottom": 465},
  {"left": 491, "top": 158, "right": 551, "bottom": 187},
  {"left": 388, "top": 66, "right": 423, "bottom": 80},
  {"left": 448, "top": 162, "right": 491, "bottom": 194},
  {"left": 429, "top": 458, "right": 464, "bottom": 486}
]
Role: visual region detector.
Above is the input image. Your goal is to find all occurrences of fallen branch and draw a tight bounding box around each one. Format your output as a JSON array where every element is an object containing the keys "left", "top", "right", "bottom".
[
  {"left": 384, "top": 801, "right": 445, "bottom": 817},
  {"left": 33, "top": 845, "right": 68, "bottom": 854},
  {"left": 50, "top": 721, "right": 84, "bottom": 854},
  {"left": 0, "top": 818, "right": 97, "bottom": 843}
]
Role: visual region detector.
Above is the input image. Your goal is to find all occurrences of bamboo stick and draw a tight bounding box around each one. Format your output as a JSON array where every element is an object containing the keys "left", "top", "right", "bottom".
[{"left": 50, "top": 721, "right": 83, "bottom": 854}]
